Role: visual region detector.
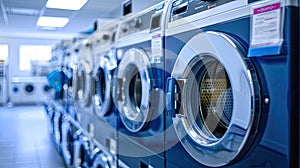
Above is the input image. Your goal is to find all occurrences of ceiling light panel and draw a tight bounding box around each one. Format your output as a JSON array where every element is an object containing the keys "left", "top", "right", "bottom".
[
  {"left": 46, "top": 0, "right": 88, "bottom": 10},
  {"left": 3, "top": 0, "right": 45, "bottom": 9},
  {"left": 43, "top": 8, "right": 74, "bottom": 18},
  {"left": 37, "top": 16, "right": 69, "bottom": 28},
  {"left": 6, "top": 7, "right": 40, "bottom": 16}
]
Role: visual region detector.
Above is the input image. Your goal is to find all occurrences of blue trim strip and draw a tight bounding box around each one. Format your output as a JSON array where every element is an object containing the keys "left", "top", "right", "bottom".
[{"left": 248, "top": 45, "right": 281, "bottom": 57}]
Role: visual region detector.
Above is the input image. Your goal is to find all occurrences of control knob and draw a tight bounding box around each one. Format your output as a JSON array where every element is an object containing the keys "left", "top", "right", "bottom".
[
  {"left": 122, "top": 24, "right": 128, "bottom": 33},
  {"left": 132, "top": 18, "right": 141, "bottom": 28},
  {"left": 102, "top": 34, "right": 110, "bottom": 40}
]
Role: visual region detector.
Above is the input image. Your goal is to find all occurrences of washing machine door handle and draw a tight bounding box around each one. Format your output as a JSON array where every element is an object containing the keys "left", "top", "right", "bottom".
[
  {"left": 166, "top": 77, "right": 175, "bottom": 117},
  {"left": 116, "top": 78, "right": 123, "bottom": 101},
  {"left": 166, "top": 77, "right": 185, "bottom": 118}
]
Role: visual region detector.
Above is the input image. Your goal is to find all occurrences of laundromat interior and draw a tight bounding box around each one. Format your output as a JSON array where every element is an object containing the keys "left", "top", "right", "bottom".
[{"left": 0, "top": 0, "right": 299, "bottom": 168}]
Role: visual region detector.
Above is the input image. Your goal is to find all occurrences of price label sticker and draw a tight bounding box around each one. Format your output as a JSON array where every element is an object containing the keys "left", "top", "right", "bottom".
[
  {"left": 151, "top": 34, "right": 162, "bottom": 63},
  {"left": 251, "top": 2, "right": 281, "bottom": 46},
  {"left": 249, "top": 2, "right": 283, "bottom": 57}
]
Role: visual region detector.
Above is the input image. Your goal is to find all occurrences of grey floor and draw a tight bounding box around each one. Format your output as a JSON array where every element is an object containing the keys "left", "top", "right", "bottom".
[{"left": 0, "top": 105, "right": 65, "bottom": 168}]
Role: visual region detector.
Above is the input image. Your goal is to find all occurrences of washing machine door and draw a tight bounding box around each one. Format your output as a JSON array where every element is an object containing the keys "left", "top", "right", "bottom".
[
  {"left": 76, "top": 43, "right": 94, "bottom": 106},
  {"left": 166, "top": 31, "right": 261, "bottom": 167},
  {"left": 43, "top": 84, "right": 51, "bottom": 93},
  {"left": 72, "top": 66, "right": 79, "bottom": 100},
  {"left": 24, "top": 83, "right": 35, "bottom": 95},
  {"left": 77, "top": 61, "right": 93, "bottom": 106},
  {"left": 93, "top": 62, "right": 113, "bottom": 117},
  {"left": 91, "top": 151, "right": 111, "bottom": 168},
  {"left": 114, "top": 48, "right": 161, "bottom": 133}
]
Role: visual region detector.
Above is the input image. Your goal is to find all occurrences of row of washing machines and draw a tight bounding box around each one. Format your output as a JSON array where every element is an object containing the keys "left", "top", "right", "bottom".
[
  {"left": 0, "top": 62, "right": 8, "bottom": 105},
  {"left": 0, "top": 63, "right": 52, "bottom": 106},
  {"left": 44, "top": 0, "right": 299, "bottom": 167}
]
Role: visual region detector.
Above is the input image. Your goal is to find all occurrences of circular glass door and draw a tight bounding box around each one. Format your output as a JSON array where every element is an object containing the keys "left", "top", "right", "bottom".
[
  {"left": 183, "top": 56, "right": 233, "bottom": 142},
  {"left": 76, "top": 42, "right": 94, "bottom": 106},
  {"left": 77, "top": 62, "right": 93, "bottom": 106},
  {"left": 93, "top": 64, "right": 113, "bottom": 117},
  {"left": 170, "top": 32, "right": 261, "bottom": 167},
  {"left": 24, "top": 84, "right": 34, "bottom": 95},
  {"left": 92, "top": 152, "right": 111, "bottom": 168},
  {"left": 72, "top": 67, "right": 79, "bottom": 100},
  {"left": 114, "top": 48, "right": 154, "bottom": 133}
]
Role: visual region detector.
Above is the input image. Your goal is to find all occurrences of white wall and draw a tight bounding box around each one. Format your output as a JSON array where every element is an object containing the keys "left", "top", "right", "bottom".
[{"left": 0, "top": 37, "right": 59, "bottom": 78}]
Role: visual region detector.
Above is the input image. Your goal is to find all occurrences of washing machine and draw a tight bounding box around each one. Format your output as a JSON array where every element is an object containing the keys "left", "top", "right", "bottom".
[
  {"left": 46, "top": 69, "right": 67, "bottom": 150},
  {"left": 62, "top": 118, "right": 110, "bottom": 168},
  {"left": 165, "top": 0, "right": 299, "bottom": 167},
  {"left": 57, "top": 38, "right": 91, "bottom": 167},
  {"left": 60, "top": 113, "right": 94, "bottom": 167},
  {"left": 52, "top": 104, "right": 65, "bottom": 153},
  {"left": 73, "top": 36, "right": 95, "bottom": 132},
  {"left": 0, "top": 64, "right": 8, "bottom": 105},
  {"left": 10, "top": 76, "right": 50, "bottom": 105},
  {"left": 44, "top": 102, "right": 56, "bottom": 137},
  {"left": 56, "top": 63, "right": 79, "bottom": 167},
  {"left": 67, "top": 39, "right": 82, "bottom": 103},
  {"left": 46, "top": 40, "right": 75, "bottom": 158},
  {"left": 60, "top": 115, "right": 77, "bottom": 166},
  {"left": 61, "top": 37, "right": 90, "bottom": 116},
  {"left": 113, "top": 1, "right": 169, "bottom": 167},
  {"left": 63, "top": 117, "right": 116, "bottom": 168},
  {"left": 90, "top": 20, "right": 120, "bottom": 167},
  {"left": 71, "top": 34, "right": 98, "bottom": 167},
  {"left": 89, "top": 142, "right": 116, "bottom": 168},
  {"left": 37, "top": 76, "right": 53, "bottom": 102}
]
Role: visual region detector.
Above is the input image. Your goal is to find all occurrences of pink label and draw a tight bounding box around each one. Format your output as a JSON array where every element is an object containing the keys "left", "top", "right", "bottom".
[
  {"left": 152, "top": 34, "right": 161, "bottom": 38},
  {"left": 254, "top": 3, "right": 280, "bottom": 15}
]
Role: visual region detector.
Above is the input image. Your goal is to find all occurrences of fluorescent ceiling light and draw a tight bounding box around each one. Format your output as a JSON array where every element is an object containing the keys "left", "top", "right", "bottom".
[
  {"left": 37, "top": 16, "right": 69, "bottom": 28},
  {"left": 38, "top": 26, "right": 58, "bottom": 30},
  {"left": 7, "top": 7, "right": 40, "bottom": 16},
  {"left": 46, "top": 0, "right": 88, "bottom": 10}
]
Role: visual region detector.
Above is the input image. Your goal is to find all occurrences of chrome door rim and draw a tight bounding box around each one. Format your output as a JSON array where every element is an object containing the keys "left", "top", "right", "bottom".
[
  {"left": 76, "top": 42, "right": 94, "bottom": 106},
  {"left": 92, "top": 152, "right": 111, "bottom": 168},
  {"left": 77, "top": 62, "right": 93, "bottom": 106},
  {"left": 93, "top": 63, "right": 113, "bottom": 117},
  {"left": 114, "top": 48, "right": 153, "bottom": 132},
  {"left": 24, "top": 83, "right": 35, "bottom": 94},
  {"left": 61, "top": 120, "right": 73, "bottom": 166},
  {"left": 171, "top": 31, "right": 260, "bottom": 167},
  {"left": 71, "top": 66, "right": 79, "bottom": 100}
]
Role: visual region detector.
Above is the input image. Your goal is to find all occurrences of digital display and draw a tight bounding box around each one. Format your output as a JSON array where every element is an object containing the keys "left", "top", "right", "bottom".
[
  {"left": 170, "top": 0, "right": 236, "bottom": 22},
  {"left": 248, "top": 0, "right": 261, "bottom": 3},
  {"left": 150, "top": 14, "right": 161, "bottom": 31},
  {"left": 122, "top": 0, "right": 132, "bottom": 16}
]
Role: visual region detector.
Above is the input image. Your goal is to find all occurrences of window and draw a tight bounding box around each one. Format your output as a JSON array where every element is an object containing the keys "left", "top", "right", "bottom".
[
  {"left": 0, "top": 44, "right": 8, "bottom": 61},
  {"left": 19, "top": 45, "right": 52, "bottom": 71}
]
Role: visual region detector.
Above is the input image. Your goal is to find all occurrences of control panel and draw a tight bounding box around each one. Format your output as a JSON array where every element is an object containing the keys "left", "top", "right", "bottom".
[
  {"left": 94, "top": 24, "right": 119, "bottom": 49},
  {"left": 170, "top": 0, "right": 235, "bottom": 22},
  {"left": 119, "top": 3, "right": 165, "bottom": 38},
  {"left": 119, "top": 11, "right": 155, "bottom": 38}
]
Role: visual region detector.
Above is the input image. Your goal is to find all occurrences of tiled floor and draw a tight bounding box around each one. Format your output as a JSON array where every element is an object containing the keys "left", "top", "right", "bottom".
[{"left": 0, "top": 105, "right": 65, "bottom": 168}]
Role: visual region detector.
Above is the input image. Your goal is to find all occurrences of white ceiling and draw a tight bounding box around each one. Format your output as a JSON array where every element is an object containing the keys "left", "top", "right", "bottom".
[{"left": 0, "top": 0, "right": 124, "bottom": 39}]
